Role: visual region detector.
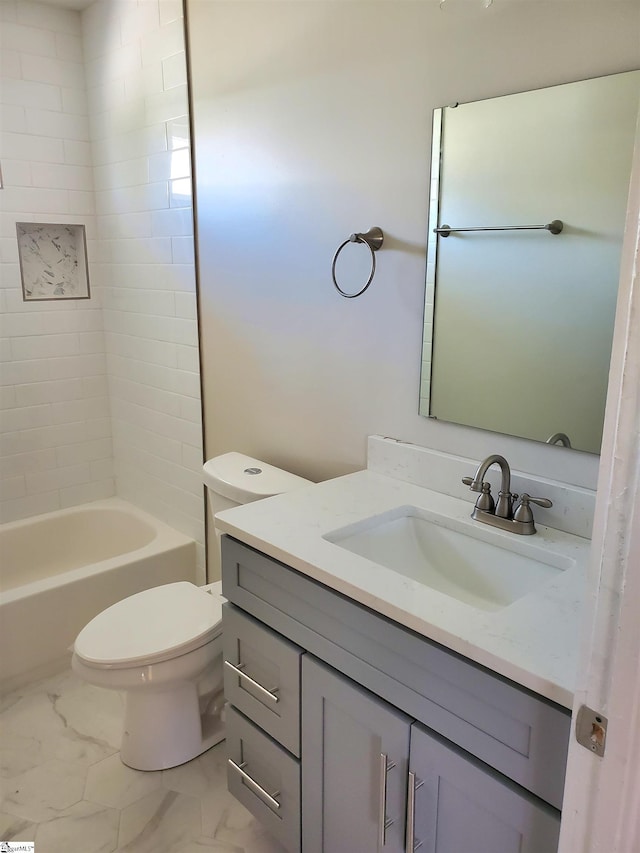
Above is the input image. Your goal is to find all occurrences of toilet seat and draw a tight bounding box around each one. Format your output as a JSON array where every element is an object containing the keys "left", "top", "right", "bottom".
[{"left": 74, "top": 582, "right": 223, "bottom": 669}]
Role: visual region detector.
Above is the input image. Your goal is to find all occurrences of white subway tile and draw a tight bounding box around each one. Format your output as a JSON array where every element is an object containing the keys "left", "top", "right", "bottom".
[
  {"left": 159, "top": 0, "right": 183, "bottom": 26},
  {"left": 15, "top": 378, "right": 84, "bottom": 406},
  {"left": 175, "top": 344, "right": 200, "bottom": 372},
  {"left": 145, "top": 83, "right": 188, "bottom": 125},
  {"left": 164, "top": 264, "right": 196, "bottom": 293},
  {"left": 0, "top": 186, "right": 69, "bottom": 214},
  {"left": 0, "top": 1, "right": 17, "bottom": 23},
  {"left": 67, "top": 190, "right": 96, "bottom": 215},
  {"left": 0, "top": 491, "right": 60, "bottom": 524},
  {"left": 26, "top": 108, "right": 90, "bottom": 141},
  {"left": 11, "top": 334, "right": 80, "bottom": 362},
  {"left": 93, "top": 156, "right": 149, "bottom": 191},
  {"left": 87, "top": 78, "right": 126, "bottom": 112},
  {"left": 169, "top": 178, "right": 191, "bottom": 208},
  {"left": 0, "top": 23, "right": 57, "bottom": 58},
  {"left": 90, "top": 457, "right": 114, "bottom": 482},
  {"left": 61, "top": 86, "right": 89, "bottom": 116},
  {"left": 102, "top": 287, "right": 174, "bottom": 316},
  {"left": 63, "top": 139, "right": 92, "bottom": 166},
  {"left": 1, "top": 404, "right": 52, "bottom": 432},
  {"left": 124, "top": 63, "right": 164, "bottom": 102},
  {"left": 52, "top": 395, "right": 110, "bottom": 423},
  {"left": 171, "top": 236, "right": 194, "bottom": 265},
  {"left": 141, "top": 19, "right": 184, "bottom": 67},
  {"left": 31, "top": 162, "right": 93, "bottom": 191},
  {"left": 21, "top": 53, "right": 84, "bottom": 90},
  {"left": 84, "top": 43, "right": 141, "bottom": 87},
  {"left": 17, "top": 1, "right": 81, "bottom": 35},
  {"left": 59, "top": 478, "right": 115, "bottom": 508},
  {"left": 0, "top": 103, "right": 26, "bottom": 134},
  {"left": 0, "top": 360, "right": 45, "bottom": 388},
  {"left": 120, "top": 0, "right": 160, "bottom": 46},
  {"left": 162, "top": 52, "right": 186, "bottom": 90},
  {"left": 0, "top": 475, "right": 27, "bottom": 501},
  {"left": 0, "top": 386, "right": 17, "bottom": 409},
  {"left": 0, "top": 448, "right": 58, "bottom": 477},
  {"left": 179, "top": 395, "right": 201, "bottom": 424},
  {"left": 0, "top": 160, "right": 32, "bottom": 187},
  {"left": 81, "top": 375, "right": 109, "bottom": 398},
  {"left": 77, "top": 331, "right": 105, "bottom": 354},
  {"left": 97, "top": 212, "right": 152, "bottom": 240},
  {"left": 95, "top": 181, "right": 168, "bottom": 215},
  {"left": 56, "top": 437, "right": 112, "bottom": 467},
  {"left": 182, "top": 442, "right": 203, "bottom": 472},
  {"left": 104, "top": 330, "right": 177, "bottom": 367},
  {"left": 174, "top": 293, "right": 197, "bottom": 321},
  {"left": 56, "top": 31, "right": 84, "bottom": 63},
  {"left": 112, "top": 418, "right": 182, "bottom": 464},
  {"left": 91, "top": 123, "right": 167, "bottom": 167},
  {"left": 101, "top": 237, "right": 173, "bottom": 265},
  {"left": 152, "top": 206, "right": 192, "bottom": 238},
  {"left": 26, "top": 462, "right": 91, "bottom": 495},
  {"left": 48, "top": 353, "right": 107, "bottom": 379},
  {"left": 1, "top": 131, "right": 65, "bottom": 163},
  {"left": 1, "top": 48, "right": 21, "bottom": 79},
  {"left": 165, "top": 116, "right": 189, "bottom": 148},
  {"left": 86, "top": 417, "right": 111, "bottom": 439}
]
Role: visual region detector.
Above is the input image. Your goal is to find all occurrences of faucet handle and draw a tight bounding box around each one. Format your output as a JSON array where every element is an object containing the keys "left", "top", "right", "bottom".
[
  {"left": 514, "top": 494, "right": 553, "bottom": 524},
  {"left": 462, "top": 476, "right": 474, "bottom": 486},
  {"left": 520, "top": 494, "right": 553, "bottom": 509}
]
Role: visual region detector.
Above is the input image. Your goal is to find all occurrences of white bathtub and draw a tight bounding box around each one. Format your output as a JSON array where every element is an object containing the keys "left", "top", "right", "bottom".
[{"left": 0, "top": 498, "right": 197, "bottom": 690}]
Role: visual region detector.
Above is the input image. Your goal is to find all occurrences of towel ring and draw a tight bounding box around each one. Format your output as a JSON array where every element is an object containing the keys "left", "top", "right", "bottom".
[{"left": 332, "top": 227, "right": 384, "bottom": 298}]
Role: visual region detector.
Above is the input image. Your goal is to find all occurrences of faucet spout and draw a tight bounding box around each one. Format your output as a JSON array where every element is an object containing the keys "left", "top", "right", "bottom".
[{"left": 469, "top": 454, "right": 511, "bottom": 496}]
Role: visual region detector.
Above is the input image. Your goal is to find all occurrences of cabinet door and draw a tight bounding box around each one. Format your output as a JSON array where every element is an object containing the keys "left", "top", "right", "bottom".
[
  {"left": 302, "top": 656, "right": 411, "bottom": 853},
  {"left": 407, "top": 721, "right": 561, "bottom": 853}
]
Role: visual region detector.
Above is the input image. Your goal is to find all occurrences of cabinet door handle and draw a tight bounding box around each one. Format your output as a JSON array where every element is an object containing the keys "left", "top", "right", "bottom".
[
  {"left": 378, "top": 753, "right": 397, "bottom": 847},
  {"left": 405, "top": 771, "right": 425, "bottom": 853},
  {"left": 228, "top": 758, "right": 281, "bottom": 811},
  {"left": 224, "top": 660, "right": 280, "bottom": 705}
]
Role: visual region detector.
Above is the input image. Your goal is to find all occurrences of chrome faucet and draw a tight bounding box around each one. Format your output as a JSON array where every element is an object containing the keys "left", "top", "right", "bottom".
[{"left": 462, "top": 454, "right": 553, "bottom": 535}]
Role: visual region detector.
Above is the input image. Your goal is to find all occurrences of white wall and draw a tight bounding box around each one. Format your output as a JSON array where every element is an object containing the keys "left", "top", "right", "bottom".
[
  {"left": 0, "top": 0, "right": 114, "bottom": 524},
  {"left": 189, "top": 0, "right": 640, "bottom": 493},
  {"left": 82, "top": 0, "right": 205, "bottom": 573}
]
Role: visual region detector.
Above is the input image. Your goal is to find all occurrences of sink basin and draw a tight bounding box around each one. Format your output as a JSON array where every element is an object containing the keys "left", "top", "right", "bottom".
[{"left": 323, "top": 505, "right": 572, "bottom": 612}]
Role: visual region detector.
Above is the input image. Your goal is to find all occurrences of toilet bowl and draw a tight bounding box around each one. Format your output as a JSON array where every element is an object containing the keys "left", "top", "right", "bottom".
[
  {"left": 72, "top": 452, "right": 312, "bottom": 771},
  {"left": 72, "top": 580, "right": 225, "bottom": 771}
]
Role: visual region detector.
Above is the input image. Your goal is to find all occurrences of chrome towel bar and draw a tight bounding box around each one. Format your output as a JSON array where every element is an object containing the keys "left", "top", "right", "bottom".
[{"left": 434, "top": 219, "right": 563, "bottom": 237}]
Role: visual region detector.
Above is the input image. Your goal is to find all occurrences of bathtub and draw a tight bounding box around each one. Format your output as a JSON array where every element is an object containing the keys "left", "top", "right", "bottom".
[{"left": 0, "top": 498, "right": 197, "bottom": 690}]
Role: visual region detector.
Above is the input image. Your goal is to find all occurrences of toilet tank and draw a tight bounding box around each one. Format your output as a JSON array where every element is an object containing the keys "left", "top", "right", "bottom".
[{"left": 202, "top": 452, "right": 312, "bottom": 578}]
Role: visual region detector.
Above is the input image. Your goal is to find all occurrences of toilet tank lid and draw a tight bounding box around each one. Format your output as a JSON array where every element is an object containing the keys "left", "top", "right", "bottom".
[{"left": 202, "top": 452, "right": 312, "bottom": 503}]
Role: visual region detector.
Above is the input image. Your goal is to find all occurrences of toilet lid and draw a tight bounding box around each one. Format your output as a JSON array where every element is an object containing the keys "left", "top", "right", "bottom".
[{"left": 74, "top": 582, "right": 224, "bottom": 668}]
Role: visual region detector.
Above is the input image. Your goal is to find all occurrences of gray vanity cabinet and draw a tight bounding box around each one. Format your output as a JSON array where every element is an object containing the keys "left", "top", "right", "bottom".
[
  {"left": 221, "top": 535, "right": 568, "bottom": 853},
  {"left": 302, "top": 655, "right": 411, "bottom": 853},
  {"left": 302, "top": 655, "right": 560, "bottom": 853}
]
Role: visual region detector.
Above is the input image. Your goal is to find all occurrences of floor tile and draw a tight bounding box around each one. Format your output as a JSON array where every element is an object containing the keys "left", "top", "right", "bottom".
[
  {"left": 34, "top": 800, "right": 120, "bottom": 853},
  {"left": 85, "top": 752, "right": 163, "bottom": 809},
  {"left": 117, "top": 788, "right": 202, "bottom": 852}
]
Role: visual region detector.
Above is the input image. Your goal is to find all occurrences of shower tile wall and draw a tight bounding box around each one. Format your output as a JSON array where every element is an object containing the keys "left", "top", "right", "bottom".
[
  {"left": 0, "top": 0, "right": 114, "bottom": 525},
  {"left": 82, "top": 0, "right": 205, "bottom": 575}
]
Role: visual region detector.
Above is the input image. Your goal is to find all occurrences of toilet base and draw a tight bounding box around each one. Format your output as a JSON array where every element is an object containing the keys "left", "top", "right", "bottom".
[{"left": 120, "top": 681, "right": 225, "bottom": 771}]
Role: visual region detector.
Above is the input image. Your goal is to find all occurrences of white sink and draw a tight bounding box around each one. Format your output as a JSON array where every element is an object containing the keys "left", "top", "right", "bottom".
[{"left": 323, "top": 505, "right": 573, "bottom": 612}]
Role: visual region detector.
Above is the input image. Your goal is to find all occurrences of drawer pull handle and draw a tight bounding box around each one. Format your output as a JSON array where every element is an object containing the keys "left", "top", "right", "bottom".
[
  {"left": 224, "top": 660, "right": 280, "bottom": 705},
  {"left": 405, "top": 770, "right": 425, "bottom": 853},
  {"left": 378, "top": 753, "right": 397, "bottom": 847},
  {"left": 228, "top": 758, "right": 281, "bottom": 811}
]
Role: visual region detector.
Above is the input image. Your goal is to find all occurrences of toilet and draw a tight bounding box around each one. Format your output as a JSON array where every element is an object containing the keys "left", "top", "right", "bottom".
[{"left": 71, "top": 453, "right": 311, "bottom": 771}]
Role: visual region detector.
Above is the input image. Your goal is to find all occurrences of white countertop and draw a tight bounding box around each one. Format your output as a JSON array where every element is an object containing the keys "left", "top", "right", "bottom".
[{"left": 215, "top": 470, "right": 590, "bottom": 709}]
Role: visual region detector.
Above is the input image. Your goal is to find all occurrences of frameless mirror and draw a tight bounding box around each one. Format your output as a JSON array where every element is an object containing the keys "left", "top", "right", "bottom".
[{"left": 420, "top": 70, "right": 639, "bottom": 454}]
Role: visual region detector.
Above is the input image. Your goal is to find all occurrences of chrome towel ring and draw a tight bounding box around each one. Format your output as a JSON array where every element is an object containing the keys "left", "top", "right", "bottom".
[{"left": 332, "top": 227, "right": 384, "bottom": 298}]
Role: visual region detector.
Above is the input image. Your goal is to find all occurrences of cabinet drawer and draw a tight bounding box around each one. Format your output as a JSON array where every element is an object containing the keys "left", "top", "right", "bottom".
[
  {"left": 223, "top": 602, "right": 303, "bottom": 756},
  {"left": 226, "top": 706, "right": 300, "bottom": 853},
  {"left": 222, "top": 536, "right": 571, "bottom": 810}
]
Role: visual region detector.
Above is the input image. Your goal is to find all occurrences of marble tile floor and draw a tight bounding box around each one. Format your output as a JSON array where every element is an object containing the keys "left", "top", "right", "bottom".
[{"left": 0, "top": 668, "right": 285, "bottom": 853}]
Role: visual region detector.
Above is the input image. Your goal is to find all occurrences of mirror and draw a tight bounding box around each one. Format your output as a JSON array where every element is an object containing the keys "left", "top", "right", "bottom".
[{"left": 420, "top": 70, "right": 639, "bottom": 454}]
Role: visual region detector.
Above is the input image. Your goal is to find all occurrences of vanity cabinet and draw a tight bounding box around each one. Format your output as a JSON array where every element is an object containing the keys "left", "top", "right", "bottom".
[{"left": 221, "top": 535, "right": 569, "bottom": 853}]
